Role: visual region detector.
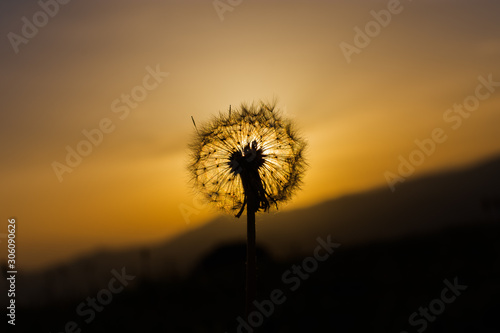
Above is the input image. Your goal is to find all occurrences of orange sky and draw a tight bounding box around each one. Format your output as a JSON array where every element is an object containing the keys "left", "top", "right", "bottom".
[{"left": 1, "top": 0, "right": 500, "bottom": 271}]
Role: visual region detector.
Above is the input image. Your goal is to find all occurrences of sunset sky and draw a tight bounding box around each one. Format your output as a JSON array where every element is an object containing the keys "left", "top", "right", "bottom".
[{"left": 1, "top": 0, "right": 500, "bottom": 271}]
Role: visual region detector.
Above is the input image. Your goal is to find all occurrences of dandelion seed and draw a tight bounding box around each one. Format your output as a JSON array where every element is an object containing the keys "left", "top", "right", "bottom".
[{"left": 188, "top": 101, "right": 307, "bottom": 217}]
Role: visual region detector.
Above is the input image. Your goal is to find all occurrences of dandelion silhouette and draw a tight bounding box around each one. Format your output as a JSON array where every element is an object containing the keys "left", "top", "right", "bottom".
[{"left": 189, "top": 101, "right": 307, "bottom": 315}]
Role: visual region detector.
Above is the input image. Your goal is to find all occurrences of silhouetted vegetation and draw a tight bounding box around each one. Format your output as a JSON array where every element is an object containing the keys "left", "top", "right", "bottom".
[
  {"left": 188, "top": 102, "right": 307, "bottom": 315},
  {"left": 16, "top": 223, "right": 500, "bottom": 332}
]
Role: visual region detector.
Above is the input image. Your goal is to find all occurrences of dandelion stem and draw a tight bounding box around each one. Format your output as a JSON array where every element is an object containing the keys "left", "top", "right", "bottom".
[{"left": 245, "top": 191, "right": 257, "bottom": 316}]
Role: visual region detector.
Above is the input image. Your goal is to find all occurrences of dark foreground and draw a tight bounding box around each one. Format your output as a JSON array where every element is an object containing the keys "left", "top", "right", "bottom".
[{"left": 13, "top": 222, "right": 500, "bottom": 333}]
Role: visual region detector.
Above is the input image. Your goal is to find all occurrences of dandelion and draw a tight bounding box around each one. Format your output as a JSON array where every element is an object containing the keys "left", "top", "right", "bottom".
[{"left": 188, "top": 101, "right": 307, "bottom": 314}]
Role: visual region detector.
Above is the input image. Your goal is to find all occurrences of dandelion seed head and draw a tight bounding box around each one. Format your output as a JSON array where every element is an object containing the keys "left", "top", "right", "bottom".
[{"left": 188, "top": 102, "right": 307, "bottom": 215}]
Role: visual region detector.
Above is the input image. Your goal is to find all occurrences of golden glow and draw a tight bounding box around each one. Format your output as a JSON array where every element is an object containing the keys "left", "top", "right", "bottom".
[{"left": 1, "top": 0, "right": 500, "bottom": 270}]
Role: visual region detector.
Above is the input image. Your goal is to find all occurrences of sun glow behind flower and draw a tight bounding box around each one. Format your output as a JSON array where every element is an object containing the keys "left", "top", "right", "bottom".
[{"left": 189, "top": 102, "right": 307, "bottom": 216}]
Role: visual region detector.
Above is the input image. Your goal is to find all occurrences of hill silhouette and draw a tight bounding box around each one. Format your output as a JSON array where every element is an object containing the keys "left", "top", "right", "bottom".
[
  {"left": 4, "top": 155, "right": 500, "bottom": 332},
  {"left": 6, "top": 155, "right": 500, "bottom": 304},
  {"left": 15, "top": 222, "right": 500, "bottom": 332}
]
